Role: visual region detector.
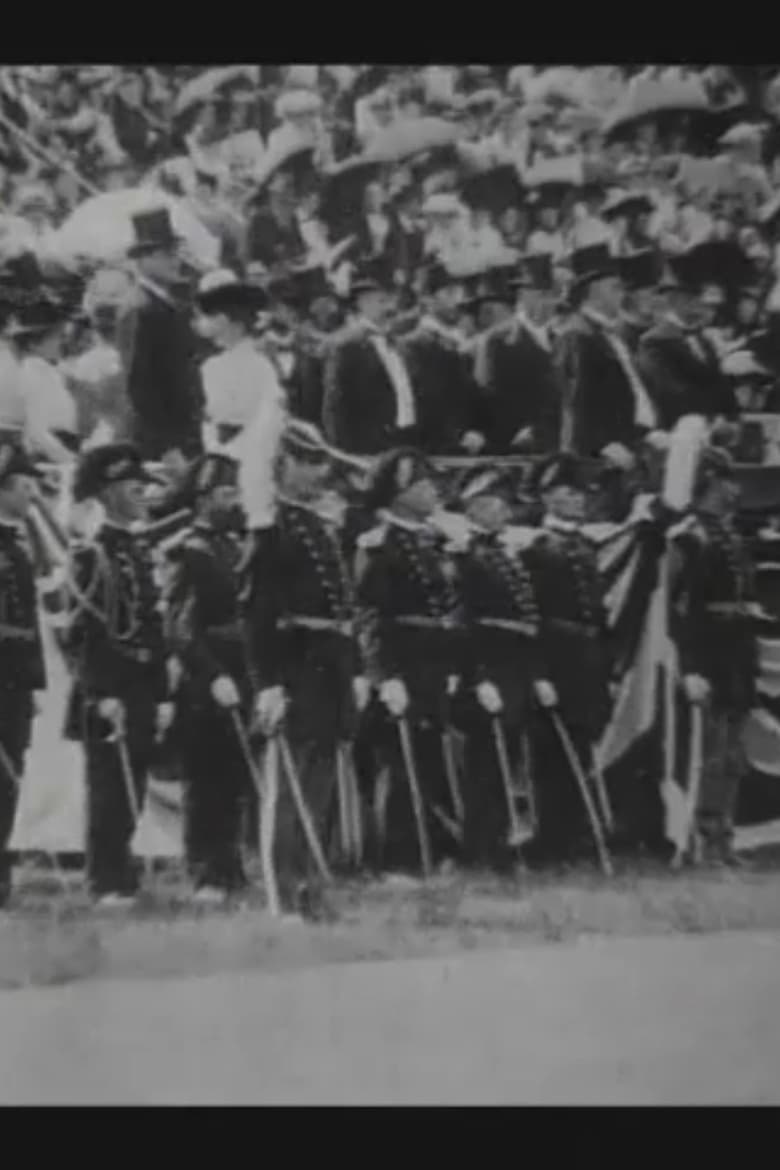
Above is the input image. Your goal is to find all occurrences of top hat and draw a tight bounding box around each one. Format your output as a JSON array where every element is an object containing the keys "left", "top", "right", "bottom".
[
  {"left": 510, "top": 251, "right": 555, "bottom": 292},
  {"left": 569, "top": 242, "right": 618, "bottom": 291},
  {"left": 618, "top": 248, "right": 661, "bottom": 291},
  {"left": 349, "top": 257, "right": 393, "bottom": 299},
  {"left": 127, "top": 207, "right": 182, "bottom": 257},
  {"left": 72, "top": 442, "right": 157, "bottom": 503}
]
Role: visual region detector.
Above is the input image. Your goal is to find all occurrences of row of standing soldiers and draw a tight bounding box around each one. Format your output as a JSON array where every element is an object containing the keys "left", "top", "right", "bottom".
[{"left": 0, "top": 425, "right": 760, "bottom": 911}]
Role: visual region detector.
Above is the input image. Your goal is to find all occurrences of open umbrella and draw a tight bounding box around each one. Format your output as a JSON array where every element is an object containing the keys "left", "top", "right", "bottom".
[
  {"left": 174, "top": 65, "right": 260, "bottom": 117},
  {"left": 51, "top": 188, "right": 220, "bottom": 271},
  {"left": 362, "top": 116, "right": 463, "bottom": 164},
  {"left": 603, "top": 74, "right": 712, "bottom": 142}
]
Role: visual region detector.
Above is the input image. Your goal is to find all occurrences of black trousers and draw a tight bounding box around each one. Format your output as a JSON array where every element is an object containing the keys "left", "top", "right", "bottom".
[
  {"left": 462, "top": 714, "right": 524, "bottom": 871},
  {"left": 83, "top": 700, "right": 155, "bottom": 898},
  {"left": 377, "top": 718, "right": 460, "bottom": 874},
  {"left": 180, "top": 707, "right": 249, "bottom": 893},
  {"left": 529, "top": 712, "right": 594, "bottom": 863},
  {"left": 0, "top": 687, "right": 33, "bottom": 901}
]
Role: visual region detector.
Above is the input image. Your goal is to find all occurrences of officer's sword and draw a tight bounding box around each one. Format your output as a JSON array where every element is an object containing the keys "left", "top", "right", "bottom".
[
  {"left": 548, "top": 711, "right": 614, "bottom": 878},
  {"left": 441, "top": 729, "right": 465, "bottom": 824},
  {"left": 0, "top": 739, "right": 70, "bottom": 894},
  {"left": 672, "top": 702, "right": 705, "bottom": 870},
  {"left": 590, "top": 752, "right": 615, "bottom": 835},
  {"left": 396, "top": 717, "right": 433, "bottom": 879},
  {"left": 337, "top": 741, "right": 364, "bottom": 868},
  {"left": 335, "top": 741, "right": 353, "bottom": 864},
  {"left": 112, "top": 728, "right": 152, "bottom": 883},
  {"left": 228, "top": 708, "right": 281, "bottom": 915},
  {"left": 277, "top": 732, "right": 333, "bottom": 884},
  {"left": 491, "top": 717, "right": 530, "bottom": 848}
]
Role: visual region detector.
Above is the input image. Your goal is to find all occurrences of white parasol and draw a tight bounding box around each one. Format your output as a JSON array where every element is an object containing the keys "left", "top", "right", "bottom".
[{"left": 50, "top": 187, "right": 220, "bottom": 271}]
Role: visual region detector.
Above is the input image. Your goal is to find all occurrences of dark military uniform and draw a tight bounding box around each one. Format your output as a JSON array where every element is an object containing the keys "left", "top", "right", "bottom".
[
  {"left": 64, "top": 523, "right": 169, "bottom": 897},
  {"left": 0, "top": 520, "right": 46, "bottom": 900},
  {"left": 165, "top": 522, "right": 251, "bottom": 893},
  {"left": 524, "top": 522, "right": 614, "bottom": 863},
  {"left": 357, "top": 514, "right": 462, "bottom": 872},
  {"left": 243, "top": 498, "right": 361, "bottom": 892},
  {"left": 672, "top": 512, "right": 758, "bottom": 857},
  {"left": 457, "top": 526, "right": 544, "bottom": 869}
]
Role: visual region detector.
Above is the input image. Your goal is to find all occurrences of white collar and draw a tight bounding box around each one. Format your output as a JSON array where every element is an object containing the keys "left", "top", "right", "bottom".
[
  {"left": 582, "top": 306, "right": 619, "bottom": 333},
  {"left": 419, "top": 314, "right": 466, "bottom": 347},
  {"left": 379, "top": 508, "right": 431, "bottom": 534},
  {"left": 543, "top": 514, "right": 581, "bottom": 535},
  {"left": 138, "top": 276, "right": 176, "bottom": 306}
]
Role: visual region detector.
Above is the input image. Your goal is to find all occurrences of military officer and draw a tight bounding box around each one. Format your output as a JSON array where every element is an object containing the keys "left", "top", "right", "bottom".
[
  {"left": 243, "top": 421, "right": 369, "bottom": 911},
  {"left": 455, "top": 465, "right": 558, "bottom": 871},
  {"left": 0, "top": 441, "right": 46, "bottom": 906},
  {"left": 64, "top": 442, "right": 173, "bottom": 907},
  {"left": 522, "top": 454, "right": 615, "bottom": 867},
  {"left": 164, "top": 450, "right": 252, "bottom": 903},
  {"left": 671, "top": 446, "right": 758, "bottom": 866},
  {"left": 356, "top": 447, "right": 463, "bottom": 879}
]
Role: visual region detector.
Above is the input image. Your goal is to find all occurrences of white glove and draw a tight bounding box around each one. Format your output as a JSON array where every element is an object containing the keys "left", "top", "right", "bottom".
[
  {"left": 684, "top": 674, "right": 711, "bottom": 705},
  {"left": 476, "top": 680, "right": 503, "bottom": 714},
  {"left": 460, "top": 430, "right": 486, "bottom": 454},
  {"left": 601, "top": 442, "right": 636, "bottom": 471},
  {"left": 211, "top": 675, "right": 241, "bottom": 709},
  {"left": 534, "top": 679, "right": 558, "bottom": 709},
  {"left": 352, "top": 676, "right": 371, "bottom": 712},
  {"left": 97, "top": 697, "right": 125, "bottom": 730},
  {"left": 511, "top": 426, "right": 535, "bottom": 449},
  {"left": 645, "top": 429, "right": 670, "bottom": 452},
  {"left": 380, "top": 678, "right": 409, "bottom": 717},
  {"left": 156, "top": 703, "right": 175, "bottom": 736},
  {"left": 254, "top": 686, "right": 288, "bottom": 735}
]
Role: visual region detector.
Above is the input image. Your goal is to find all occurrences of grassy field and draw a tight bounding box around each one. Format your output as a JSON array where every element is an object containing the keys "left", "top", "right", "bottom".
[{"left": 3, "top": 851, "right": 780, "bottom": 991}]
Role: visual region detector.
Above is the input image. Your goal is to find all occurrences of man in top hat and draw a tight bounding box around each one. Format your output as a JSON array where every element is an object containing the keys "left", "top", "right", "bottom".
[
  {"left": 670, "top": 445, "right": 759, "bottom": 866},
  {"left": 0, "top": 440, "right": 46, "bottom": 906},
  {"left": 555, "top": 241, "right": 660, "bottom": 462},
  {"left": 474, "top": 252, "right": 563, "bottom": 455},
  {"left": 243, "top": 421, "right": 369, "bottom": 911},
  {"left": 356, "top": 447, "right": 463, "bottom": 878},
  {"left": 115, "top": 207, "right": 204, "bottom": 462},
  {"left": 262, "top": 261, "right": 340, "bottom": 427},
  {"left": 637, "top": 246, "right": 739, "bottom": 432},
  {"left": 63, "top": 442, "right": 173, "bottom": 907},
  {"left": 195, "top": 269, "right": 287, "bottom": 451},
  {"left": 522, "top": 453, "right": 615, "bottom": 866},
  {"left": 399, "top": 262, "right": 486, "bottom": 455},
  {"left": 164, "top": 450, "right": 252, "bottom": 903},
  {"left": 454, "top": 465, "right": 557, "bottom": 871},
  {"left": 616, "top": 249, "right": 661, "bottom": 356},
  {"left": 323, "top": 260, "right": 421, "bottom": 455}
]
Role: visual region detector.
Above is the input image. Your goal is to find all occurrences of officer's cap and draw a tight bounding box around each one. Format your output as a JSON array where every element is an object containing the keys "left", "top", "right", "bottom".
[
  {"left": 365, "top": 446, "right": 437, "bottom": 512},
  {"left": 73, "top": 442, "right": 156, "bottom": 503}
]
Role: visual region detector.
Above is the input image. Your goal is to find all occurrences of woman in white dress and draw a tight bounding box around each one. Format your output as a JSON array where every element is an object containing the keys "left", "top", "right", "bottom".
[{"left": 195, "top": 269, "right": 287, "bottom": 529}]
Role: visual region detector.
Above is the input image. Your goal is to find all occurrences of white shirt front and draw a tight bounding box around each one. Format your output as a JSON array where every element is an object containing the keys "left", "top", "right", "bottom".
[
  {"left": 362, "top": 324, "right": 416, "bottom": 428},
  {"left": 201, "top": 336, "right": 284, "bottom": 430},
  {"left": 20, "top": 355, "right": 77, "bottom": 436},
  {"left": 583, "top": 308, "right": 657, "bottom": 430}
]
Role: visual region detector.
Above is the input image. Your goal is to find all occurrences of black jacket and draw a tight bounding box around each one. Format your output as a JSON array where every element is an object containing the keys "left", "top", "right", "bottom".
[
  {"left": 323, "top": 325, "right": 419, "bottom": 455},
  {"left": 638, "top": 320, "right": 738, "bottom": 430},
  {"left": 476, "top": 317, "right": 562, "bottom": 453}
]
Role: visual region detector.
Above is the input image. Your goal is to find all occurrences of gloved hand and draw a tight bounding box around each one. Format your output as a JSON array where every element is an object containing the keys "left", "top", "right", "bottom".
[
  {"left": 97, "top": 697, "right": 125, "bottom": 731},
  {"left": 533, "top": 679, "right": 558, "bottom": 709},
  {"left": 601, "top": 441, "right": 636, "bottom": 471},
  {"left": 460, "top": 430, "right": 486, "bottom": 455},
  {"left": 684, "top": 674, "right": 711, "bottom": 705},
  {"left": 476, "top": 680, "right": 503, "bottom": 714},
  {"left": 352, "top": 676, "right": 371, "bottom": 712},
  {"left": 380, "top": 678, "right": 409, "bottom": 717},
  {"left": 156, "top": 702, "right": 175, "bottom": 736},
  {"left": 254, "top": 686, "right": 288, "bottom": 735},
  {"left": 211, "top": 675, "right": 241, "bottom": 709}
]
